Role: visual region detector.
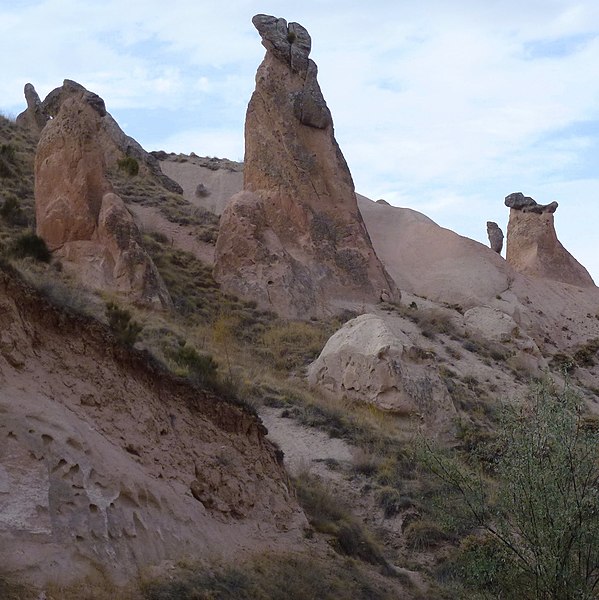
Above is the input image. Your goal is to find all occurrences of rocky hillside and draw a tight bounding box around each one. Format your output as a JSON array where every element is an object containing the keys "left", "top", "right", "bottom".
[{"left": 2, "top": 11, "right": 599, "bottom": 600}]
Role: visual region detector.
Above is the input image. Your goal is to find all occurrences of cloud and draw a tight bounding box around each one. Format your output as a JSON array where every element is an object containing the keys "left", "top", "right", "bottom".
[{"left": 2, "top": 0, "right": 599, "bottom": 277}]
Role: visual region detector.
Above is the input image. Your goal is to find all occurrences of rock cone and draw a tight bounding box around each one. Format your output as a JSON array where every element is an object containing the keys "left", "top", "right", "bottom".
[{"left": 214, "top": 14, "right": 398, "bottom": 318}]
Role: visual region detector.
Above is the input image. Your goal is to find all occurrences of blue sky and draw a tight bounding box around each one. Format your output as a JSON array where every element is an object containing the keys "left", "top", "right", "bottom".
[{"left": 2, "top": 0, "right": 599, "bottom": 281}]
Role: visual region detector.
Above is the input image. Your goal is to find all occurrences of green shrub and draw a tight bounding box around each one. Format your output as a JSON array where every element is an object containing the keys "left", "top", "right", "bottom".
[
  {"left": 170, "top": 344, "right": 219, "bottom": 389},
  {"left": 117, "top": 156, "right": 139, "bottom": 176},
  {"left": 105, "top": 302, "right": 142, "bottom": 346},
  {"left": 10, "top": 232, "right": 51, "bottom": 262}
]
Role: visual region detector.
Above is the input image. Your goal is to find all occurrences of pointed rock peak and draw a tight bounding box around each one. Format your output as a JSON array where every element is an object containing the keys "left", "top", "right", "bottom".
[
  {"left": 504, "top": 192, "right": 594, "bottom": 287},
  {"left": 252, "top": 14, "right": 311, "bottom": 73},
  {"left": 16, "top": 83, "right": 49, "bottom": 133},
  {"left": 214, "top": 14, "right": 399, "bottom": 319},
  {"left": 486, "top": 221, "right": 504, "bottom": 254}
]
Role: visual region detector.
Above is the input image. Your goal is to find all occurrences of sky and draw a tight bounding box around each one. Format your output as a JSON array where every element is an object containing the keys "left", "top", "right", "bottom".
[{"left": 2, "top": 0, "right": 599, "bottom": 281}]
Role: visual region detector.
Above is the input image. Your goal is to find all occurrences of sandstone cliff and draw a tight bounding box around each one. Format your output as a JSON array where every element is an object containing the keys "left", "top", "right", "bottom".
[
  {"left": 0, "top": 262, "right": 305, "bottom": 588},
  {"left": 35, "top": 93, "right": 171, "bottom": 307},
  {"left": 214, "top": 15, "right": 397, "bottom": 318}
]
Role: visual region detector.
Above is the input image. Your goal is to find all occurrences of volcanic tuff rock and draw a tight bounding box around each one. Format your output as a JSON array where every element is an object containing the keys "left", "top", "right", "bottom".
[
  {"left": 0, "top": 263, "right": 305, "bottom": 587},
  {"left": 214, "top": 14, "right": 398, "bottom": 318},
  {"left": 486, "top": 221, "right": 504, "bottom": 254},
  {"left": 504, "top": 192, "right": 595, "bottom": 287},
  {"left": 307, "top": 313, "right": 456, "bottom": 425},
  {"left": 15, "top": 83, "right": 48, "bottom": 133},
  {"left": 35, "top": 94, "right": 171, "bottom": 307},
  {"left": 19, "top": 80, "right": 182, "bottom": 194}
]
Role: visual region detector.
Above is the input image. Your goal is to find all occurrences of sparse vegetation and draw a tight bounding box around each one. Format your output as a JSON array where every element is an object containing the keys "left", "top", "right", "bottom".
[
  {"left": 106, "top": 301, "right": 142, "bottom": 346},
  {"left": 117, "top": 156, "right": 140, "bottom": 176},
  {"left": 9, "top": 232, "right": 51, "bottom": 262}
]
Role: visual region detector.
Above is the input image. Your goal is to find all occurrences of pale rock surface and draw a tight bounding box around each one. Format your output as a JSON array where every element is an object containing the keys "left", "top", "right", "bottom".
[
  {"left": 505, "top": 192, "right": 595, "bottom": 287},
  {"left": 0, "top": 266, "right": 305, "bottom": 588},
  {"left": 357, "top": 195, "right": 512, "bottom": 308},
  {"left": 214, "top": 15, "right": 398, "bottom": 318},
  {"left": 35, "top": 96, "right": 171, "bottom": 307},
  {"left": 308, "top": 313, "right": 456, "bottom": 425}
]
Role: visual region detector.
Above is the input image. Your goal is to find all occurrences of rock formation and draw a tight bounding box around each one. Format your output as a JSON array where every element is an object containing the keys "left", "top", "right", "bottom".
[
  {"left": 504, "top": 192, "right": 595, "bottom": 287},
  {"left": 18, "top": 80, "right": 182, "bottom": 194},
  {"left": 214, "top": 14, "right": 398, "bottom": 318},
  {"left": 307, "top": 313, "right": 456, "bottom": 425},
  {"left": 35, "top": 93, "right": 171, "bottom": 307},
  {"left": 486, "top": 221, "right": 503, "bottom": 254},
  {"left": 15, "top": 83, "right": 49, "bottom": 133}
]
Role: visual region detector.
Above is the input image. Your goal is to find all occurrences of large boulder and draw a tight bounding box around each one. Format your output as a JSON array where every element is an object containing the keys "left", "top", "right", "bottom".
[
  {"left": 504, "top": 192, "right": 595, "bottom": 287},
  {"left": 35, "top": 95, "right": 171, "bottom": 307},
  {"left": 214, "top": 15, "right": 398, "bottom": 318},
  {"left": 307, "top": 313, "right": 456, "bottom": 425}
]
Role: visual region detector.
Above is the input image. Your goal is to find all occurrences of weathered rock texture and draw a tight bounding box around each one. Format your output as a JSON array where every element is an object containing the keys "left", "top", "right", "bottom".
[
  {"left": 504, "top": 192, "right": 595, "bottom": 287},
  {"left": 19, "top": 80, "right": 181, "bottom": 194},
  {"left": 15, "top": 83, "right": 49, "bottom": 133},
  {"left": 35, "top": 94, "right": 171, "bottom": 306},
  {"left": 486, "top": 221, "right": 503, "bottom": 254},
  {"left": 308, "top": 313, "right": 456, "bottom": 425},
  {"left": 214, "top": 15, "right": 397, "bottom": 318},
  {"left": 0, "top": 264, "right": 305, "bottom": 588}
]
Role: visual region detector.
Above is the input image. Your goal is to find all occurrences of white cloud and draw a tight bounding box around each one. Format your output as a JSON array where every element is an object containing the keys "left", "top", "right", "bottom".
[{"left": 2, "top": 0, "right": 599, "bottom": 278}]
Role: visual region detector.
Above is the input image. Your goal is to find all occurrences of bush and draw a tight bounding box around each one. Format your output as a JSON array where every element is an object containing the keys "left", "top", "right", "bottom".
[
  {"left": 170, "top": 344, "right": 219, "bottom": 389},
  {"left": 420, "top": 381, "right": 599, "bottom": 599},
  {"left": 0, "top": 195, "right": 27, "bottom": 226},
  {"left": 10, "top": 232, "right": 51, "bottom": 262},
  {"left": 117, "top": 156, "right": 139, "bottom": 176},
  {"left": 105, "top": 302, "right": 142, "bottom": 346}
]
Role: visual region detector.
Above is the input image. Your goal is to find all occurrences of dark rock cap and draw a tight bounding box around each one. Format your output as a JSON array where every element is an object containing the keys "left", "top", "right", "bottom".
[{"left": 505, "top": 192, "right": 558, "bottom": 214}]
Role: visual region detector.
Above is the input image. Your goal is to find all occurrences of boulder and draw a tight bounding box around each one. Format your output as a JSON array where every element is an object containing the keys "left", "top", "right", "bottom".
[
  {"left": 504, "top": 192, "right": 594, "bottom": 287},
  {"left": 214, "top": 15, "right": 398, "bottom": 318},
  {"left": 486, "top": 221, "right": 504, "bottom": 254},
  {"left": 35, "top": 95, "right": 171, "bottom": 307},
  {"left": 308, "top": 313, "right": 456, "bottom": 424}
]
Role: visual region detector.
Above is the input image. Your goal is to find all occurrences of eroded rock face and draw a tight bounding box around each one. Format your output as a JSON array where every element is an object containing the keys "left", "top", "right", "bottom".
[
  {"left": 214, "top": 14, "right": 398, "bottom": 318},
  {"left": 0, "top": 266, "right": 304, "bottom": 588},
  {"left": 18, "top": 79, "right": 182, "bottom": 194},
  {"left": 308, "top": 313, "right": 456, "bottom": 425},
  {"left": 504, "top": 192, "right": 594, "bottom": 287},
  {"left": 486, "top": 221, "right": 504, "bottom": 254},
  {"left": 15, "top": 83, "right": 49, "bottom": 133},
  {"left": 35, "top": 95, "right": 171, "bottom": 307}
]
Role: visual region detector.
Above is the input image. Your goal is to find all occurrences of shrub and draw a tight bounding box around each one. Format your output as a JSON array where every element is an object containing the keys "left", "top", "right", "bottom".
[
  {"left": 420, "top": 381, "right": 599, "bottom": 599},
  {"left": 117, "top": 156, "right": 139, "bottom": 176},
  {"left": 0, "top": 194, "right": 27, "bottom": 226},
  {"left": 10, "top": 232, "right": 51, "bottom": 262},
  {"left": 170, "top": 344, "right": 219, "bottom": 389},
  {"left": 105, "top": 302, "right": 142, "bottom": 346}
]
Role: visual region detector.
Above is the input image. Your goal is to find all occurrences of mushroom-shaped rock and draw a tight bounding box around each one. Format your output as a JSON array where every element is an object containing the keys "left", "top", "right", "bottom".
[
  {"left": 214, "top": 15, "right": 398, "bottom": 318},
  {"left": 504, "top": 192, "right": 594, "bottom": 287}
]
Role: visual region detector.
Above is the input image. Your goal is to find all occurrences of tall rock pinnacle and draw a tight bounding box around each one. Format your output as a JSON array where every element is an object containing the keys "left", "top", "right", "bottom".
[{"left": 214, "top": 14, "right": 398, "bottom": 318}]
